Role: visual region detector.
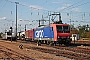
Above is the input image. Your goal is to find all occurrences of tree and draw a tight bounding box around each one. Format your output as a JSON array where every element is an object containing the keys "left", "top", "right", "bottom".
[
  {"left": 86, "top": 32, "right": 90, "bottom": 38},
  {"left": 70, "top": 24, "right": 75, "bottom": 30},
  {"left": 77, "top": 25, "right": 90, "bottom": 38}
]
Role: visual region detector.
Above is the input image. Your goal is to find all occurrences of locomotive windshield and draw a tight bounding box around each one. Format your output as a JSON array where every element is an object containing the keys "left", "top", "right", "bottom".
[
  {"left": 56, "top": 26, "right": 70, "bottom": 33},
  {"left": 63, "top": 26, "right": 70, "bottom": 32},
  {"left": 56, "top": 26, "right": 62, "bottom": 32}
]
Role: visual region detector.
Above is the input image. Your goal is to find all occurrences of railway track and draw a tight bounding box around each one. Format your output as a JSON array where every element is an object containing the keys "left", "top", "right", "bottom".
[
  {"left": 1, "top": 40, "right": 90, "bottom": 60},
  {"left": 53, "top": 45, "right": 90, "bottom": 55},
  {"left": 0, "top": 43, "right": 35, "bottom": 60},
  {"left": 0, "top": 49, "right": 13, "bottom": 59},
  {"left": 21, "top": 40, "right": 90, "bottom": 60},
  {"left": 25, "top": 45, "right": 90, "bottom": 60},
  {"left": 72, "top": 40, "right": 90, "bottom": 45}
]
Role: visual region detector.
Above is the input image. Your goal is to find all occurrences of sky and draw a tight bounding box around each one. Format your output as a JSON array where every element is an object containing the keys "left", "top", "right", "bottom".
[{"left": 0, "top": 0, "right": 90, "bottom": 33}]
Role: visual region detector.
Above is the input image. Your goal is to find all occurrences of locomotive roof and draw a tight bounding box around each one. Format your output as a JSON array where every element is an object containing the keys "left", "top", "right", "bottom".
[
  {"left": 34, "top": 23, "right": 69, "bottom": 30},
  {"left": 35, "top": 25, "right": 50, "bottom": 29}
]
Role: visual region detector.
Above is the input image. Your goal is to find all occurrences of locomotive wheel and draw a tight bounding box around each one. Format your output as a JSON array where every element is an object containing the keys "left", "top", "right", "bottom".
[
  {"left": 44, "top": 40, "right": 47, "bottom": 44},
  {"left": 49, "top": 41, "right": 55, "bottom": 46},
  {"left": 37, "top": 40, "right": 41, "bottom": 46},
  {"left": 47, "top": 41, "right": 50, "bottom": 45}
]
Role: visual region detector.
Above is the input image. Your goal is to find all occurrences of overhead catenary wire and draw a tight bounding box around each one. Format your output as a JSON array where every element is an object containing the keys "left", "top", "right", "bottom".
[
  {"left": 18, "top": 0, "right": 50, "bottom": 20},
  {"left": 61, "top": 1, "right": 90, "bottom": 11},
  {"left": 4, "top": 0, "right": 55, "bottom": 21},
  {"left": 44, "top": 0, "right": 90, "bottom": 20},
  {"left": 0, "top": 1, "right": 7, "bottom": 12},
  {"left": 60, "top": 0, "right": 84, "bottom": 11},
  {"left": 4, "top": 0, "right": 90, "bottom": 23},
  {"left": 5, "top": 0, "right": 57, "bottom": 13},
  {"left": 70, "top": 1, "right": 90, "bottom": 10},
  {"left": 38, "top": 0, "right": 51, "bottom": 6},
  {"left": 5, "top": 0, "right": 90, "bottom": 17},
  {"left": 3, "top": 0, "right": 90, "bottom": 16},
  {"left": 66, "top": 12, "right": 90, "bottom": 22}
]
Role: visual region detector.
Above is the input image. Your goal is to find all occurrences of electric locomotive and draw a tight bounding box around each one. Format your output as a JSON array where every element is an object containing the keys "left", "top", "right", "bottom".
[
  {"left": 34, "top": 23, "right": 71, "bottom": 45},
  {"left": 25, "top": 13, "right": 72, "bottom": 46}
]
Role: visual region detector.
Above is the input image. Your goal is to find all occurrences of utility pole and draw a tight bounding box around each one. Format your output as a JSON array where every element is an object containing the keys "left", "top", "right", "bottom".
[
  {"left": 36, "top": 15, "right": 50, "bottom": 27},
  {"left": 49, "top": 15, "right": 50, "bottom": 25},
  {"left": 25, "top": 24, "right": 26, "bottom": 31},
  {"left": 48, "top": 11, "right": 51, "bottom": 25},
  {"left": 70, "top": 19, "right": 71, "bottom": 32},
  {"left": 41, "top": 15, "right": 44, "bottom": 25},
  {"left": 15, "top": 2, "right": 19, "bottom": 41},
  {"left": 38, "top": 20, "right": 40, "bottom": 27}
]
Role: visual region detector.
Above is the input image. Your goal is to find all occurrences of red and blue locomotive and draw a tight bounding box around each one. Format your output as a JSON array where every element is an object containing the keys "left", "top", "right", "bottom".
[
  {"left": 25, "top": 13, "right": 72, "bottom": 46},
  {"left": 25, "top": 23, "right": 71, "bottom": 46}
]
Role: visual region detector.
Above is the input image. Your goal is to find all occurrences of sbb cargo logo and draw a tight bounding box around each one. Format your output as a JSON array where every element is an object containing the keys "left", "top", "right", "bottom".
[{"left": 35, "top": 30, "right": 44, "bottom": 38}]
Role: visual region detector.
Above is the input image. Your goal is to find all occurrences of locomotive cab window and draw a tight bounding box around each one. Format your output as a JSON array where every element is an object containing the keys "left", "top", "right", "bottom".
[
  {"left": 63, "top": 26, "right": 70, "bottom": 33},
  {"left": 56, "top": 26, "right": 63, "bottom": 32},
  {"left": 56, "top": 25, "right": 70, "bottom": 33}
]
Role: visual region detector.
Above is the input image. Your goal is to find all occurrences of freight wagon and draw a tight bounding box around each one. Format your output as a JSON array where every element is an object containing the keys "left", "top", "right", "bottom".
[{"left": 25, "top": 29, "right": 34, "bottom": 41}]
